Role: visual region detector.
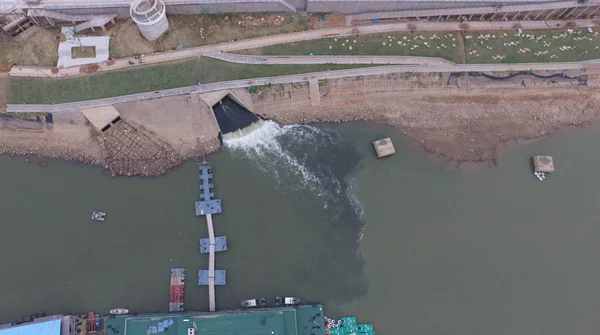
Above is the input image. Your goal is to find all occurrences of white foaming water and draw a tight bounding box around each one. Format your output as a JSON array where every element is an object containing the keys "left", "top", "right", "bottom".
[
  {"left": 223, "top": 119, "right": 365, "bottom": 226},
  {"left": 223, "top": 120, "right": 322, "bottom": 190}
]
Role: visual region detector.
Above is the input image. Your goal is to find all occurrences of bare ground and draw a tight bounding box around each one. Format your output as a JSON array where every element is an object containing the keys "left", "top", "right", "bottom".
[
  {"left": 0, "top": 74, "right": 7, "bottom": 112},
  {"left": 258, "top": 88, "right": 600, "bottom": 166},
  {"left": 108, "top": 14, "right": 312, "bottom": 58},
  {"left": 0, "top": 27, "right": 59, "bottom": 66},
  {"left": 2, "top": 81, "right": 599, "bottom": 175},
  {"left": 0, "top": 122, "right": 101, "bottom": 165}
]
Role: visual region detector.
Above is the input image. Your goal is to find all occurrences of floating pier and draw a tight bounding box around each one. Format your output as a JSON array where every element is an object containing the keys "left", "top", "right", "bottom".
[
  {"left": 168, "top": 268, "right": 185, "bottom": 312},
  {"left": 373, "top": 137, "right": 395, "bottom": 158},
  {"left": 200, "top": 236, "right": 227, "bottom": 253},
  {"left": 195, "top": 161, "right": 226, "bottom": 312}
]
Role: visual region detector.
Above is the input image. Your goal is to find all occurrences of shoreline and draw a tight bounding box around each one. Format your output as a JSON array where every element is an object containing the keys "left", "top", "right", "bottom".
[
  {"left": 2, "top": 86, "right": 600, "bottom": 175},
  {"left": 257, "top": 88, "right": 600, "bottom": 170}
]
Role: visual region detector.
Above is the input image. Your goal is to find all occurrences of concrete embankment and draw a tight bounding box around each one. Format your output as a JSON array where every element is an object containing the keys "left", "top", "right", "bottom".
[{"left": 2, "top": 68, "right": 600, "bottom": 174}]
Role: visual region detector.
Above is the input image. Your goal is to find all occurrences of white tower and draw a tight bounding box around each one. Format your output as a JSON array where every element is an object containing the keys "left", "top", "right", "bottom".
[{"left": 130, "top": 0, "right": 169, "bottom": 41}]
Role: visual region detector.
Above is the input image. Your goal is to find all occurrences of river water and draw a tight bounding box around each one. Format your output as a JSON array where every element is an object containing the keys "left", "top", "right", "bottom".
[{"left": 1, "top": 120, "right": 600, "bottom": 335}]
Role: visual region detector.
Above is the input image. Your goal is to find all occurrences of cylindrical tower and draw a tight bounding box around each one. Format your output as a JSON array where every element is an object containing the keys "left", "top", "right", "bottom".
[{"left": 130, "top": 0, "right": 169, "bottom": 41}]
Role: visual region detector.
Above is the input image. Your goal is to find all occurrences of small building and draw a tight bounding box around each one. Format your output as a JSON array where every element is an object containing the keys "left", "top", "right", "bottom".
[
  {"left": 373, "top": 137, "right": 395, "bottom": 158},
  {"left": 533, "top": 155, "right": 555, "bottom": 173},
  {"left": 0, "top": 316, "right": 65, "bottom": 335},
  {"left": 81, "top": 105, "right": 121, "bottom": 132}
]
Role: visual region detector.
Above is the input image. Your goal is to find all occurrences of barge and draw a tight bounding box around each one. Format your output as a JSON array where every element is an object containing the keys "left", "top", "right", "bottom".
[{"left": 103, "top": 305, "right": 374, "bottom": 335}]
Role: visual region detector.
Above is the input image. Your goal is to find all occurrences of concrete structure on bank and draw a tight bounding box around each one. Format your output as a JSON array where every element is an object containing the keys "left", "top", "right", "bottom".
[
  {"left": 57, "top": 27, "right": 110, "bottom": 68},
  {"left": 1, "top": 0, "right": 594, "bottom": 18},
  {"left": 81, "top": 105, "right": 121, "bottom": 132},
  {"left": 130, "top": 0, "right": 169, "bottom": 41}
]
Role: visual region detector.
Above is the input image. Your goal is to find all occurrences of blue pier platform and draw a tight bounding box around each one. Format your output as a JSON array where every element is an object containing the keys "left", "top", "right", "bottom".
[
  {"left": 198, "top": 270, "right": 226, "bottom": 285},
  {"left": 195, "top": 162, "right": 222, "bottom": 216},
  {"left": 200, "top": 236, "right": 227, "bottom": 253}
]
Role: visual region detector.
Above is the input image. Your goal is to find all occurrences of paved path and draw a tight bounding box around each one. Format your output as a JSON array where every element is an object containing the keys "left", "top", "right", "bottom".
[
  {"left": 205, "top": 52, "right": 587, "bottom": 71},
  {"left": 7, "top": 59, "right": 595, "bottom": 113},
  {"left": 204, "top": 52, "right": 453, "bottom": 66},
  {"left": 348, "top": 0, "right": 593, "bottom": 22},
  {"left": 9, "top": 18, "right": 598, "bottom": 78}
]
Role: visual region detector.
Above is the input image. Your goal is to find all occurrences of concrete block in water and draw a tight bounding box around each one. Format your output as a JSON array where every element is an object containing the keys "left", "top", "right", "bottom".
[
  {"left": 373, "top": 137, "right": 395, "bottom": 158},
  {"left": 533, "top": 155, "right": 555, "bottom": 173}
]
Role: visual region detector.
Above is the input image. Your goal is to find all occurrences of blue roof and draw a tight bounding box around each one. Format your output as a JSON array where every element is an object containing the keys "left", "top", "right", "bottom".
[{"left": 0, "top": 319, "right": 61, "bottom": 335}]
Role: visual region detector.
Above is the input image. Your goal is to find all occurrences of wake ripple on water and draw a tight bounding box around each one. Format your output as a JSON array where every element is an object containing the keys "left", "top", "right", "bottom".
[{"left": 223, "top": 120, "right": 363, "bottom": 225}]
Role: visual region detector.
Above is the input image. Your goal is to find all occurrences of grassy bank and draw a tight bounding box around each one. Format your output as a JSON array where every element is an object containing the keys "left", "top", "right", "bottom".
[
  {"left": 8, "top": 58, "right": 370, "bottom": 104},
  {"left": 464, "top": 29, "right": 600, "bottom": 63},
  {"left": 241, "top": 28, "right": 600, "bottom": 64},
  {"left": 240, "top": 31, "right": 464, "bottom": 63}
]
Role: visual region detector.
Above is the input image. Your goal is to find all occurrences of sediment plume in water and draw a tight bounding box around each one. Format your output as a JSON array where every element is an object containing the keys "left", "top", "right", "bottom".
[
  {"left": 223, "top": 120, "right": 364, "bottom": 225},
  {"left": 223, "top": 119, "right": 368, "bottom": 302}
]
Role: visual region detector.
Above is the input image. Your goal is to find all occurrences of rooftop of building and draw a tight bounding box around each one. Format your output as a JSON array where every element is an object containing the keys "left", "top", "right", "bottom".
[
  {"left": 104, "top": 305, "right": 326, "bottom": 335},
  {"left": 0, "top": 316, "right": 62, "bottom": 335}
]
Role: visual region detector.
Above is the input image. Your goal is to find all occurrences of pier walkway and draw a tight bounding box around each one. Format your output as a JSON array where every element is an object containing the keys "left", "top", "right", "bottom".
[
  {"left": 206, "top": 213, "right": 215, "bottom": 312},
  {"left": 195, "top": 161, "right": 224, "bottom": 312}
]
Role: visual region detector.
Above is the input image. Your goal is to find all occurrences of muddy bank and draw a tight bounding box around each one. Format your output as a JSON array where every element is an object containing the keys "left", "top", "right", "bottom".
[
  {"left": 98, "top": 119, "right": 220, "bottom": 177},
  {"left": 0, "top": 131, "right": 101, "bottom": 166},
  {"left": 259, "top": 89, "right": 600, "bottom": 165},
  {"left": 3, "top": 87, "right": 600, "bottom": 175},
  {"left": 0, "top": 116, "right": 220, "bottom": 177}
]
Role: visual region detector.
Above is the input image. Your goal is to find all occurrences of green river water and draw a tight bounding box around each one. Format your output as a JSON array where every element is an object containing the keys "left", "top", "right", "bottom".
[{"left": 0, "top": 121, "right": 599, "bottom": 335}]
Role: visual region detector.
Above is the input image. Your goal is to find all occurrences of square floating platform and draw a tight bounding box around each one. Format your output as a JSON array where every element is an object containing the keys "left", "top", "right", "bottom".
[
  {"left": 195, "top": 199, "right": 222, "bottom": 216},
  {"left": 169, "top": 302, "right": 183, "bottom": 312},
  {"left": 373, "top": 137, "right": 395, "bottom": 158},
  {"left": 533, "top": 155, "right": 555, "bottom": 173},
  {"left": 200, "top": 236, "right": 228, "bottom": 254},
  {"left": 198, "top": 270, "right": 226, "bottom": 285},
  {"left": 171, "top": 268, "right": 185, "bottom": 277}
]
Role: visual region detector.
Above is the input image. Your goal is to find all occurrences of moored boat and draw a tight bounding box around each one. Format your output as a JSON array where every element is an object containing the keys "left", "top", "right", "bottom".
[
  {"left": 91, "top": 211, "right": 106, "bottom": 222},
  {"left": 87, "top": 312, "right": 96, "bottom": 332},
  {"left": 109, "top": 308, "right": 129, "bottom": 315},
  {"left": 240, "top": 298, "right": 266, "bottom": 308},
  {"left": 275, "top": 296, "right": 302, "bottom": 306}
]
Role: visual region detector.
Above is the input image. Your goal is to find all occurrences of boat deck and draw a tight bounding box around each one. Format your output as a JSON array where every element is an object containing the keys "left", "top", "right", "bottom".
[{"left": 104, "top": 305, "right": 326, "bottom": 335}]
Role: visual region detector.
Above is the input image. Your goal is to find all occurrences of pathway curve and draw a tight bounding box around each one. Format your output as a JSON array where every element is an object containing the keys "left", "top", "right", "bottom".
[
  {"left": 204, "top": 52, "right": 454, "bottom": 66},
  {"left": 9, "top": 18, "right": 598, "bottom": 78}
]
